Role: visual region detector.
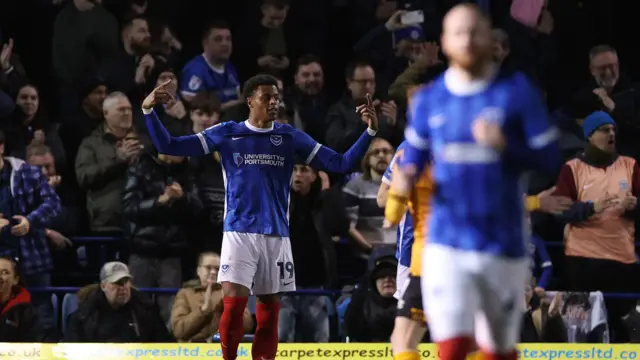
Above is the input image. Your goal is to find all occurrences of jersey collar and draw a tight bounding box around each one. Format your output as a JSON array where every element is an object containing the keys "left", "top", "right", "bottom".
[{"left": 244, "top": 120, "right": 274, "bottom": 132}]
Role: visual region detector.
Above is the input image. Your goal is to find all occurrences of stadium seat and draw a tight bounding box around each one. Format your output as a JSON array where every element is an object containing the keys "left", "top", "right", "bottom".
[
  {"left": 51, "top": 294, "right": 59, "bottom": 329},
  {"left": 336, "top": 297, "right": 351, "bottom": 340},
  {"left": 61, "top": 293, "right": 79, "bottom": 335}
]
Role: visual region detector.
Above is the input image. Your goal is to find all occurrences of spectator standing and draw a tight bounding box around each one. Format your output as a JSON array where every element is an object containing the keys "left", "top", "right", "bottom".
[
  {"left": 100, "top": 15, "right": 156, "bottom": 103},
  {"left": 555, "top": 111, "right": 640, "bottom": 342},
  {"left": 51, "top": 0, "right": 119, "bottom": 115},
  {"left": 569, "top": 45, "right": 640, "bottom": 159},
  {"left": 343, "top": 250, "right": 397, "bottom": 342},
  {"left": 343, "top": 138, "right": 395, "bottom": 250},
  {"left": 187, "top": 92, "right": 225, "bottom": 255},
  {"left": 236, "top": 0, "right": 292, "bottom": 78},
  {"left": 279, "top": 163, "right": 349, "bottom": 343},
  {"left": 179, "top": 21, "right": 242, "bottom": 111},
  {"left": 26, "top": 144, "right": 78, "bottom": 279},
  {"left": 122, "top": 148, "right": 201, "bottom": 324},
  {"left": 0, "top": 256, "right": 42, "bottom": 342},
  {"left": 64, "top": 261, "right": 173, "bottom": 342},
  {"left": 3, "top": 85, "right": 66, "bottom": 169},
  {"left": 325, "top": 61, "right": 402, "bottom": 152},
  {"left": 0, "top": 36, "right": 29, "bottom": 97},
  {"left": 283, "top": 55, "right": 330, "bottom": 144},
  {"left": 58, "top": 76, "right": 108, "bottom": 219},
  {"left": 171, "top": 252, "right": 252, "bottom": 342},
  {"left": 0, "top": 130, "right": 61, "bottom": 340},
  {"left": 75, "top": 92, "right": 149, "bottom": 233}
]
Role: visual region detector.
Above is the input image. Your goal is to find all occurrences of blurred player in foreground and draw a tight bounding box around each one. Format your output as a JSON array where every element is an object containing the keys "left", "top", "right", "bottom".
[
  {"left": 385, "top": 4, "right": 562, "bottom": 360},
  {"left": 378, "top": 139, "right": 433, "bottom": 360},
  {"left": 142, "top": 75, "right": 378, "bottom": 360}
]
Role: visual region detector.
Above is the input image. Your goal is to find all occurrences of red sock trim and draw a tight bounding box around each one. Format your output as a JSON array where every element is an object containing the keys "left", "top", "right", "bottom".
[
  {"left": 480, "top": 349, "right": 518, "bottom": 360},
  {"left": 437, "top": 336, "right": 474, "bottom": 360}
]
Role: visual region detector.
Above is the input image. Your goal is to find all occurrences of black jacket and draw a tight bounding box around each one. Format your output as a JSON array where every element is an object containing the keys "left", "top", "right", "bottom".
[
  {"left": 63, "top": 288, "right": 173, "bottom": 342},
  {"left": 343, "top": 251, "right": 397, "bottom": 342},
  {"left": 0, "top": 287, "right": 42, "bottom": 342},
  {"left": 324, "top": 92, "right": 404, "bottom": 152},
  {"left": 122, "top": 153, "right": 201, "bottom": 257},
  {"left": 289, "top": 180, "right": 349, "bottom": 288}
]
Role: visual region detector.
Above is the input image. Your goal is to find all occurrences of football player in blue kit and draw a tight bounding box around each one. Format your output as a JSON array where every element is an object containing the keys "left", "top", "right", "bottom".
[
  {"left": 141, "top": 75, "right": 378, "bottom": 360},
  {"left": 385, "top": 4, "right": 562, "bottom": 360}
]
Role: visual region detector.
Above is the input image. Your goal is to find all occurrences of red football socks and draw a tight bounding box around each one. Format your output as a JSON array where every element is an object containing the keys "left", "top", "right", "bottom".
[
  {"left": 481, "top": 349, "right": 518, "bottom": 360},
  {"left": 219, "top": 296, "right": 248, "bottom": 360},
  {"left": 252, "top": 301, "right": 280, "bottom": 360},
  {"left": 437, "top": 336, "right": 475, "bottom": 360}
]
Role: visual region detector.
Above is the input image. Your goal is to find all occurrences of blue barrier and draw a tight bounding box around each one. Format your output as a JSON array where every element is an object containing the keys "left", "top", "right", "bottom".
[{"left": 69, "top": 236, "right": 640, "bottom": 248}]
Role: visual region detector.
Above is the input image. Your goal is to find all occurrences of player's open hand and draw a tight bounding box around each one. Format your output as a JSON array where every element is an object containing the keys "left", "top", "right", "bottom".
[
  {"left": 142, "top": 79, "right": 176, "bottom": 110},
  {"left": 472, "top": 118, "right": 505, "bottom": 152},
  {"left": 356, "top": 94, "right": 378, "bottom": 131},
  {"left": 537, "top": 186, "right": 572, "bottom": 214}
]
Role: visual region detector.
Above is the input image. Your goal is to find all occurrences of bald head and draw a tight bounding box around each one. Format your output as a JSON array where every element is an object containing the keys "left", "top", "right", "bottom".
[{"left": 441, "top": 3, "right": 493, "bottom": 70}]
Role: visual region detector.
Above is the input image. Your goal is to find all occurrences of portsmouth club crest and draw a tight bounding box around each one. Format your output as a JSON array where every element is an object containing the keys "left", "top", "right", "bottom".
[
  {"left": 270, "top": 135, "right": 283, "bottom": 146},
  {"left": 233, "top": 153, "right": 243, "bottom": 166}
]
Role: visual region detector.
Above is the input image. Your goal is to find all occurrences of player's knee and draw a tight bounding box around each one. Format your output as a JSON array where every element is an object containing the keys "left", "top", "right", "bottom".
[
  {"left": 257, "top": 294, "right": 280, "bottom": 304},
  {"left": 221, "top": 281, "right": 251, "bottom": 297},
  {"left": 391, "top": 317, "right": 423, "bottom": 350}
]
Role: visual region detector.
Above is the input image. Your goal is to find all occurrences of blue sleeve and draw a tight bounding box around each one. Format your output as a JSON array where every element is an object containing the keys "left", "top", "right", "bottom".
[
  {"left": 506, "top": 75, "right": 562, "bottom": 175},
  {"left": 382, "top": 155, "right": 396, "bottom": 184},
  {"left": 293, "top": 128, "right": 374, "bottom": 173},
  {"left": 144, "top": 109, "right": 214, "bottom": 156},
  {"left": 533, "top": 236, "right": 553, "bottom": 288},
  {"left": 0, "top": 90, "right": 14, "bottom": 118},
  {"left": 179, "top": 62, "right": 204, "bottom": 97},
  {"left": 400, "top": 92, "right": 432, "bottom": 174}
]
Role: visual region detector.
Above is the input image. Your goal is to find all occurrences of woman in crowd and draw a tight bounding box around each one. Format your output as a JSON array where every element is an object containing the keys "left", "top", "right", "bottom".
[
  {"left": 0, "top": 256, "right": 42, "bottom": 341},
  {"left": 171, "top": 252, "right": 253, "bottom": 342}
]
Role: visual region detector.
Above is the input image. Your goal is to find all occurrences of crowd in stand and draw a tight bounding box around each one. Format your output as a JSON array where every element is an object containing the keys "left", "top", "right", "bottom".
[{"left": 0, "top": 0, "right": 640, "bottom": 347}]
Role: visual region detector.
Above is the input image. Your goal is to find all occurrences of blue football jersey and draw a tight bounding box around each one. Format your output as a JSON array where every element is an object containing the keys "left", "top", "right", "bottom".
[
  {"left": 401, "top": 69, "right": 562, "bottom": 258},
  {"left": 383, "top": 141, "right": 413, "bottom": 267},
  {"left": 143, "top": 109, "right": 376, "bottom": 238},
  {"left": 180, "top": 54, "right": 240, "bottom": 103}
]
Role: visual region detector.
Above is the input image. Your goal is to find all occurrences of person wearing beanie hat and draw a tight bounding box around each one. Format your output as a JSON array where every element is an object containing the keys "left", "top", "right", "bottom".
[
  {"left": 582, "top": 110, "right": 616, "bottom": 146},
  {"left": 554, "top": 109, "right": 640, "bottom": 342}
]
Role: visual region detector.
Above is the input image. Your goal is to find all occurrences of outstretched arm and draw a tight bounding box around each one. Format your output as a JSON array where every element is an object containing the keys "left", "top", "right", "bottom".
[
  {"left": 143, "top": 108, "right": 206, "bottom": 156},
  {"left": 142, "top": 80, "right": 215, "bottom": 156},
  {"left": 295, "top": 129, "right": 376, "bottom": 173},
  {"left": 294, "top": 94, "right": 378, "bottom": 173}
]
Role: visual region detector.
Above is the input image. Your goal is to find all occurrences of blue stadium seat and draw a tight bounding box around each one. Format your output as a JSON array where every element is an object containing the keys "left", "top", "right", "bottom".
[
  {"left": 51, "top": 294, "right": 59, "bottom": 329},
  {"left": 336, "top": 297, "right": 351, "bottom": 340},
  {"left": 61, "top": 293, "right": 78, "bottom": 335}
]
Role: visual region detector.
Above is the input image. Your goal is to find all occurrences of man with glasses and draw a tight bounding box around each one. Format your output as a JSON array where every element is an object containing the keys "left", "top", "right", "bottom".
[{"left": 325, "top": 61, "right": 403, "bottom": 152}]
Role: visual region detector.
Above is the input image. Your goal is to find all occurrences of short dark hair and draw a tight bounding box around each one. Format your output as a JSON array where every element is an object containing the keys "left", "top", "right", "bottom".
[
  {"left": 0, "top": 129, "right": 6, "bottom": 146},
  {"left": 242, "top": 74, "right": 279, "bottom": 98},
  {"left": 190, "top": 91, "right": 221, "bottom": 115},
  {"left": 122, "top": 14, "right": 147, "bottom": 33},
  {"left": 295, "top": 54, "right": 322, "bottom": 74},
  {"left": 202, "top": 20, "right": 230, "bottom": 42},
  {"left": 345, "top": 60, "right": 373, "bottom": 79},
  {"left": 263, "top": 0, "right": 289, "bottom": 9},
  {"left": 589, "top": 44, "right": 617, "bottom": 62}
]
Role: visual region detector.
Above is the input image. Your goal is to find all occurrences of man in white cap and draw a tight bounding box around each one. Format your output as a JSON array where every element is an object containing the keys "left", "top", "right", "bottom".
[
  {"left": 100, "top": 261, "right": 134, "bottom": 308},
  {"left": 64, "top": 261, "right": 173, "bottom": 342}
]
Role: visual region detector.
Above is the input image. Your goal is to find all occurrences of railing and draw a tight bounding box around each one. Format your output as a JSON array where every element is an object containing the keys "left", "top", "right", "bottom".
[{"left": 69, "top": 236, "right": 640, "bottom": 248}]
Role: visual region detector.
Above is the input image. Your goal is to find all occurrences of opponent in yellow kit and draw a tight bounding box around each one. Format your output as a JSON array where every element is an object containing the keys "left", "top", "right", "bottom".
[{"left": 379, "top": 142, "right": 433, "bottom": 360}]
